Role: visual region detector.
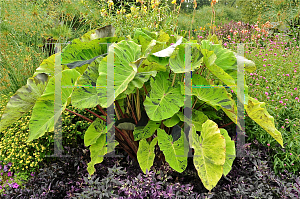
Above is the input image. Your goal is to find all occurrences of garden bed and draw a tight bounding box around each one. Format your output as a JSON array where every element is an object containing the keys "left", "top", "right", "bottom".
[{"left": 2, "top": 136, "right": 300, "bottom": 198}]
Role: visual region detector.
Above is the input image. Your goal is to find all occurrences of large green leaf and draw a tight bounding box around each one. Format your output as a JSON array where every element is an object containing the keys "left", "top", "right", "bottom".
[
  {"left": 147, "top": 55, "right": 170, "bottom": 67},
  {"left": 201, "top": 40, "right": 251, "bottom": 106},
  {"left": 0, "top": 73, "right": 48, "bottom": 132},
  {"left": 192, "top": 72, "right": 243, "bottom": 130},
  {"left": 87, "top": 133, "right": 119, "bottom": 176},
  {"left": 219, "top": 128, "right": 236, "bottom": 176},
  {"left": 133, "top": 120, "right": 161, "bottom": 141},
  {"left": 87, "top": 133, "right": 107, "bottom": 175},
  {"left": 32, "top": 53, "right": 69, "bottom": 78},
  {"left": 245, "top": 97, "right": 284, "bottom": 148},
  {"left": 189, "top": 120, "right": 226, "bottom": 191},
  {"left": 178, "top": 81, "right": 221, "bottom": 112},
  {"left": 26, "top": 69, "right": 81, "bottom": 142},
  {"left": 150, "top": 30, "right": 170, "bottom": 54},
  {"left": 137, "top": 58, "right": 167, "bottom": 73},
  {"left": 157, "top": 128, "right": 188, "bottom": 173},
  {"left": 96, "top": 40, "right": 141, "bottom": 108},
  {"left": 116, "top": 70, "right": 157, "bottom": 100},
  {"left": 71, "top": 56, "right": 103, "bottom": 109},
  {"left": 84, "top": 117, "right": 107, "bottom": 147},
  {"left": 144, "top": 71, "right": 184, "bottom": 121},
  {"left": 146, "top": 36, "right": 183, "bottom": 66},
  {"left": 176, "top": 109, "right": 209, "bottom": 132},
  {"left": 61, "top": 37, "right": 123, "bottom": 69},
  {"left": 137, "top": 137, "right": 158, "bottom": 174},
  {"left": 169, "top": 43, "right": 202, "bottom": 73},
  {"left": 201, "top": 40, "right": 237, "bottom": 81},
  {"left": 86, "top": 112, "right": 118, "bottom": 176},
  {"left": 200, "top": 48, "right": 236, "bottom": 87},
  {"left": 133, "top": 28, "right": 157, "bottom": 54},
  {"left": 201, "top": 40, "right": 256, "bottom": 77},
  {"left": 163, "top": 114, "right": 180, "bottom": 127}
]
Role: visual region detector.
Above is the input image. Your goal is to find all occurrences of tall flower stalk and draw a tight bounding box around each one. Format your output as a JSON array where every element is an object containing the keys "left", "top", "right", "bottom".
[
  {"left": 209, "top": 0, "right": 219, "bottom": 35},
  {"left": 189, "top": 0, "right": 197, "bottom": 40}
]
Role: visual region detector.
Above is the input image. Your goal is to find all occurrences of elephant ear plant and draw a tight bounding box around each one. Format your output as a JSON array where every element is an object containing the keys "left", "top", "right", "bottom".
[{"left": 0, "top": 25, "right": 284, "bottom": 191}]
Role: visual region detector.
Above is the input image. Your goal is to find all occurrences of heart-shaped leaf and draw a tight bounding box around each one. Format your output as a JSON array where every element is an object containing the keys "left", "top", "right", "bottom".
[
  {"left": 169, "top": 42, "right": 202, "bottom": 73},
  {"left": 87, "top": 133, "right": 119, "bottom": 176},
  {"left": 189, "top": 120, "right": 226, "bottom": 191},
  {"left": 61, "top": 37, "right": 123, "bottom": 69},
  {"left": 191, "top": 74, "right": 242, "bottom": 130},
  {"left": 27, "top": 69, "right": 81, "bottom": 142},
  {"left": 137, "top": 137, "right": 158, "bottom": 174},
  {"left": 144, "top": 71, "right": 184, "bottom": 121},
  {"left": 133, "top": 120, "right": 161, "bottom": 141},
  {"left": 32, "top": 53, "right": 69, "bottom": 78},
  {"left": 0, "top": 73, "right": 49, "bottom": 132},
  {"left": 84, "top": 117, "right": 107, "bottom": 147},
  {"left": 97, "top": 40, "right": 141, "bottom": 108},
  {"left": 157, "top": 128, "right": 188, "bottom": 173}
]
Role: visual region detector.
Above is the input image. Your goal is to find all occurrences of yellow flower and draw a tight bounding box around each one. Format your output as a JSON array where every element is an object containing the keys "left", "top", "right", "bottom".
[
  {"left": 152, "top": 4, "right": 156, "bottom": 9},
  {"left": 130, "top": 7, "right": 135, "bottom": 12},
  {"left": 108, "top": 0, "right": 114, "bottom": 8},
  {"left": 171, "top": 0, "right": 176, "bottom": 4}
]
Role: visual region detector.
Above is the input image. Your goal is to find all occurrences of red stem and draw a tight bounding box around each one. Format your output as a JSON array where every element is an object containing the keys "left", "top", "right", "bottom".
[
  {"left": 127, "top": 95, "right": 138, "bottom": 125},
  {"left": 83, "top": 107, "right": 138, "bottom": 154},
  {"left": 196, "top": 102, "right": 206, "bottom": 110},
  {"left": 65, "top": 108, "right": 93, "bottom": 123},
  {"left": 143, "top": 84, "right": 148, "bottom": 96},
  {"left": 115, "top": 101, "right": 127, "bottom": 118},
  {"left": 96, "top": 105, "right": 107, "bottom": 116},
  {"left": 218, "top": 115, "right": 249, "bottom": 128},
  {"left": 84, "top": 108, "right": 107, "bottom": 123},
  {"left": 66, "top": 107, "right": 138, "bottom": 162}
]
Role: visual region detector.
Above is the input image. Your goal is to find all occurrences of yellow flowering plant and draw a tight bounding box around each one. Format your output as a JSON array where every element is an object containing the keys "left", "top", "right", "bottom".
[{"left": 0, "top": 92, "right": 94, "bottom": 189}]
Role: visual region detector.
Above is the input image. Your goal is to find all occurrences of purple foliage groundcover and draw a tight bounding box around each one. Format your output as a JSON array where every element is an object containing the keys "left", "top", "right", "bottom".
[{"left": 1, "top": 140, "right": 300, "bottom": 199}]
